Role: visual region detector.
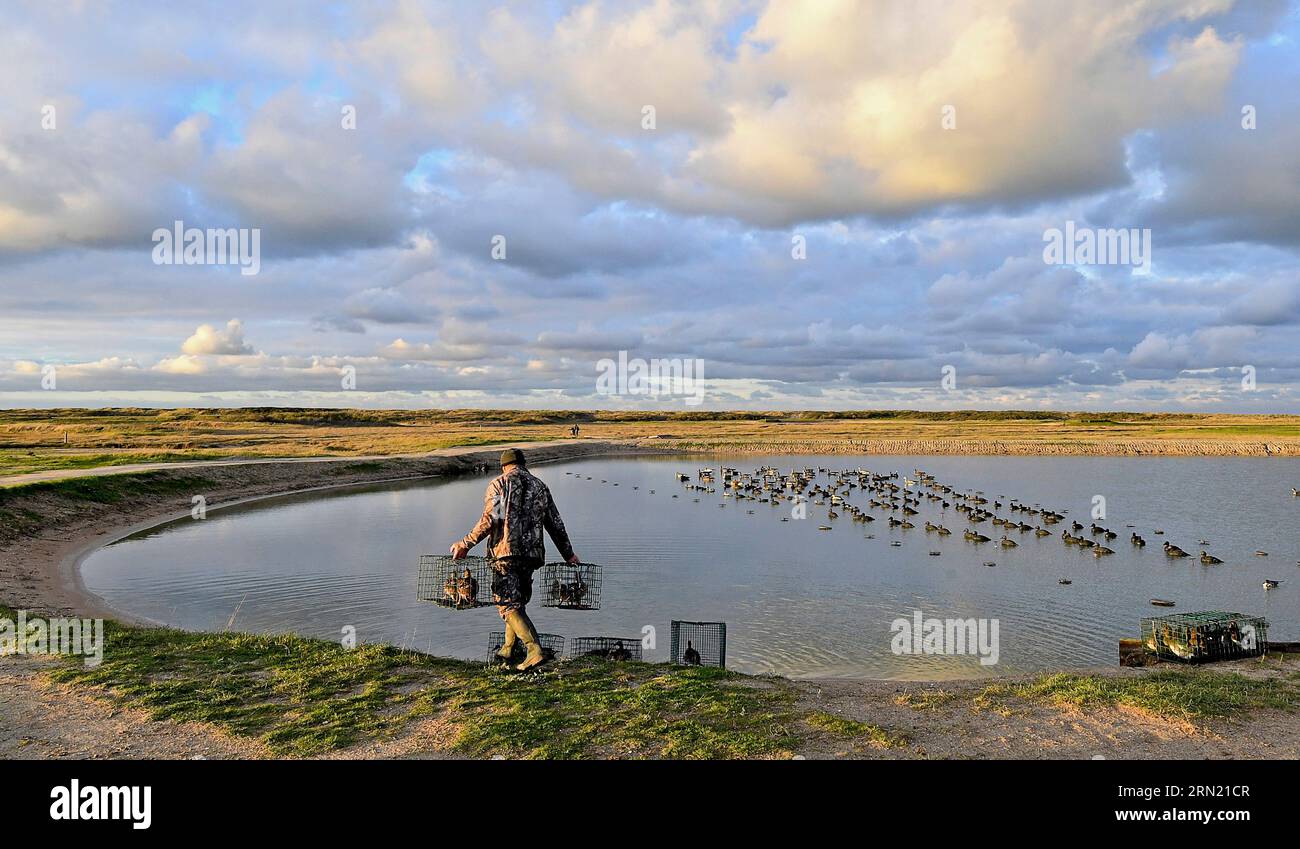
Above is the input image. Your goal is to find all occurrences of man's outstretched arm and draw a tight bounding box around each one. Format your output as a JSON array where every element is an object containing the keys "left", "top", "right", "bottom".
[{"left": 452, "top": 480, "right": 499, "bottom": 557}]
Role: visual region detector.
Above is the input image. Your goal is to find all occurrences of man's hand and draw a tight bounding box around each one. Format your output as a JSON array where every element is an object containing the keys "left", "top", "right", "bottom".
[
  {"left": 567, "top": 553, "right": 581, "bottom": 565},
  {"left": 450, "top": 542, "right": 469, "bottom": 560}
]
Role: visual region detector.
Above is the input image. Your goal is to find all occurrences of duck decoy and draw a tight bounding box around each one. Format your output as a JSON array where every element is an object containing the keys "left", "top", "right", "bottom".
[
  {"left": 1199, "top": 551, "right": 1223, "bottom": 564},
  {"left": 1150, "top": 599, "right": 1176, "bottom": 607},
  {"left": 1255, "top": 550, "right": 1268, "bottom": 556},
  {"left": 1263, "top": 580, "right": 1281, "bottom": 589},
  {"left": 1093, "top": 546, "right": 1114, "bottom": 556},
  {"left": 983, "top": 561, "right": 996, "bottom": 567}
]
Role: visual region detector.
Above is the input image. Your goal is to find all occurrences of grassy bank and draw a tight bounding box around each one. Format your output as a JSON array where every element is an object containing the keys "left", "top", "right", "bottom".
[
  {"left": 4, "top": 606, "right": 1297, "bottom": 759},
  {"left": 4, "top": 408, "right": 1299, "bottom": 475}
]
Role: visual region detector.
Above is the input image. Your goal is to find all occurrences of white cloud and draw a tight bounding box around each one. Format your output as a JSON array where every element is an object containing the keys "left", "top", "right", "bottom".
[{"left": 181, "top": 320, "right": 255, "bottom": 356}]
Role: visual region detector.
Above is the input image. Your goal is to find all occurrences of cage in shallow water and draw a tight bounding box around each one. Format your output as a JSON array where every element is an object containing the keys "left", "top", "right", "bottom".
[
  {"left": 570, "top": 636, "right": 642, "bottom": 661},
  {"left": 670, "top": 620, "right": 726, "bottom": 668},
  {"left": 1140, "top": 611, "right": 1267, "bottom": 663},
  {"left": 486, "top": 631, "right": 565, "bottom": 665},
  {"left": 416, "top": 555, "right": 496, "bottom": 609},
  {"left": 540, "top": 562, "right": 602, "bottom": 610}
]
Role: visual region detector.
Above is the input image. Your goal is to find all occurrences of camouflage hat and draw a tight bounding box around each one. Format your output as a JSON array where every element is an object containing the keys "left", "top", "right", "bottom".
[{"left": 500, "top": 448, "right": 525, "bottom": 468}]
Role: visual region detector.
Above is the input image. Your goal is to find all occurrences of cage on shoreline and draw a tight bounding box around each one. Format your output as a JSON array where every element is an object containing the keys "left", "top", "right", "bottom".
[
  {"left": 416, "top": 555, "right": 496, "bottom": 609},
  {"left": 570, "top": 636, "right": 642, "bottom": 661},
  {"left": 1140, "top": 611, "right": 1267, "bottom": 663},
  {"left": 671, "top": 620, "right": 727, "bottom": 668}
]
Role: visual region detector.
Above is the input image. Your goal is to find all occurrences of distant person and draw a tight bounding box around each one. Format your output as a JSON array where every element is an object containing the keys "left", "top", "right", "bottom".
[
  {"left": 571, "top": 424, "right": 580, "bottom": 437},
  {"left": 451, "top": 448, "right": 579, "bottom": 671}
]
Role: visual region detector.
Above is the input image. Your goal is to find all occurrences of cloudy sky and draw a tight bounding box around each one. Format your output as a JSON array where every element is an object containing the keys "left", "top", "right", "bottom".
[{"left": 1, "top": 0, "right": 1297, "bottom": 411}]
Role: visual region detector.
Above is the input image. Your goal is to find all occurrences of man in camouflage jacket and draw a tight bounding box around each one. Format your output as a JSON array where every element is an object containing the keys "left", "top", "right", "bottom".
[{"left": 451, "top": 448, "right": 579, "bottom": 670}]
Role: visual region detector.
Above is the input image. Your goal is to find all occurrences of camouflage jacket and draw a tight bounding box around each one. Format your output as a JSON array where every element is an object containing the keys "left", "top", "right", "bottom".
[{"left": 459, "top": 467, "right": 575, "bottom": 563}]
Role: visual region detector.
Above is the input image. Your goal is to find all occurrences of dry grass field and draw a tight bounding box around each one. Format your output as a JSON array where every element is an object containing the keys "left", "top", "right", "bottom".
[{"left": 1, "top": 408, "right": 1298, "bottom": 477}]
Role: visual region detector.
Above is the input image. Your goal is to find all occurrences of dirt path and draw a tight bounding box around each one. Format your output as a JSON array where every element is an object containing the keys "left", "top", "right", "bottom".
[
  {"left": 0, "top": 655, "right": 268, "bottom": 759},
  {"left": 787, "top": 659, "right": 1300, "bottom": 759},
  {"left": 4, "top": 652, "right": 1296, "bottom": 760},
  {"left": 0, "top": 438, "right": 601, "bottom": 488}
]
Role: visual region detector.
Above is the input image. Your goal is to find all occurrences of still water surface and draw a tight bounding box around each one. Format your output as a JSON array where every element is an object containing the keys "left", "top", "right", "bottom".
[{"left": 81, "top": 455, "right": 1299, "bottom": 679}]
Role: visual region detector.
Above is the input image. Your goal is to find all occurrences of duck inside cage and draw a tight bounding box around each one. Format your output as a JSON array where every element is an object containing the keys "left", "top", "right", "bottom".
[
  {"left": 1141, "top": 611, "right": 1268, "bottom": 663},
  {"left": 541, "top": 562, "right": 602, "bottom": 610},
  {"left": 416, "top": 555, "right": 497, "bottom": 609},
  {"left": 487, "top": 631, "right": 565, "bottom": 665},
  {"left": 571, "top": 636, "right": 642, "bottom": 661},
  {"left": 671, "top": 620, "right": 727, "bottom": 667}
]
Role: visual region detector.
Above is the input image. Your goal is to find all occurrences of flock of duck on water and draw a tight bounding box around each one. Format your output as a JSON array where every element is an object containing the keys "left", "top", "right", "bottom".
[{"left": 557, "top": 464, "right": 1294, "bottom": 603}]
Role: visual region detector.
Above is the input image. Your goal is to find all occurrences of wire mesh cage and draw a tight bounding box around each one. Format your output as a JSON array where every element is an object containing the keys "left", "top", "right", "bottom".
[
  {"left": 416, "top": 554, "right": 496, "bottom": 609},
  {"left": 486, "top": 631, "right": 565, "bottom": 665},
  {"left": 540, "top": 562, "right": 602, "bottom": 610},
  {"left": 670, "top": 620, "right": 726, "bottom": 668},
  {"left": 1140, "top": 611, "right": 1268, "bottom": 663},
  {"left": 570, "top": 636, "right": 642, "bottom": 661}
]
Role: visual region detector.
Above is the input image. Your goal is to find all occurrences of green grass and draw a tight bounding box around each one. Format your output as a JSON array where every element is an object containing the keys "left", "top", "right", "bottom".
[
  {"left": 0, "top": 471, "right": 214, "bottom": 505},
  {"left": 979, "top": 671, "right": 1299, "bottom": 721},
  {"left": 6, "top": 605, "right": 1295, "bottom": 758},
  {"left": 13, "top": 608, "right": 805, "bottom": 758},
  {"left": 805, "top": 711, "right": 908, "bottom": 748},
  {"left": 0, "top": 451, "right": 229, "bottom": 477}
]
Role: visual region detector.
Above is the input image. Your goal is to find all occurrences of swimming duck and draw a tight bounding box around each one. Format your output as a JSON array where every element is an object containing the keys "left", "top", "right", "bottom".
[
  {"left": 1263, "top": 579, "right": 1281, "bottom": 590},
  {"left": 1199, "top": 551, "right": 1223, "bottom": 565},
  {"left": 1093, "top": 545, "right": 1114, "bottom": 556},
  {"left": 1131, "top": 533, "right": 1146, "bottom": 546},
  {"left": 1000, "top": 536, "right": 1018, "bottom": 548},
  {"left": 1058, "top": 579, "right": 1072, "bottom": 585},
  {"left": 1163, "top": 542, "right": 1190, "bottom": 558}
]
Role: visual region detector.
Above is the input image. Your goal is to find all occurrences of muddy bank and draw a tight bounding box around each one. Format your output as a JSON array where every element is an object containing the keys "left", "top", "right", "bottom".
[{"left": 0, "top": 439, "right": 645, "bottom": 620}]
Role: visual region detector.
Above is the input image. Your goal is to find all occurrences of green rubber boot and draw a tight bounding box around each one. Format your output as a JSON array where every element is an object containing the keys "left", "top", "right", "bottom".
[{"left": 507, "top": 610, "right": 548, "bottom": 672}]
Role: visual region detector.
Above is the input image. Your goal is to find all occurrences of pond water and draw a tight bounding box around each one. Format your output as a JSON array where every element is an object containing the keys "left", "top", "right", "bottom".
[{"left": 81, "top": 454, "right": 1299, "bottom": 680}]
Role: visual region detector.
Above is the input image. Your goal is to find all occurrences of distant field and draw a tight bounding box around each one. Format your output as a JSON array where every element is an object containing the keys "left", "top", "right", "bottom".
[{"left": 2, "top": 408, "right": 1298, "bottom": 476}]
